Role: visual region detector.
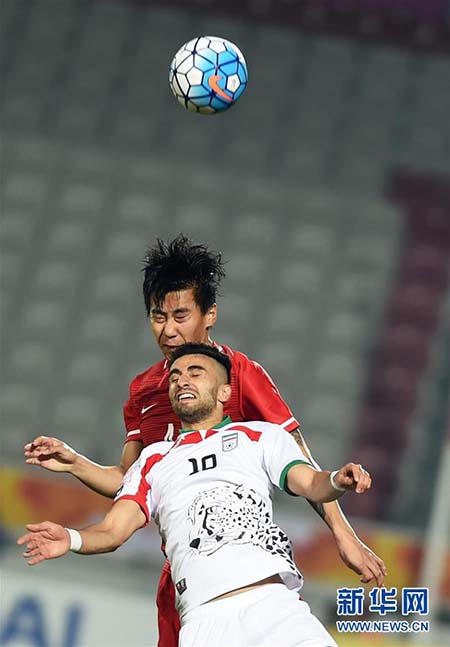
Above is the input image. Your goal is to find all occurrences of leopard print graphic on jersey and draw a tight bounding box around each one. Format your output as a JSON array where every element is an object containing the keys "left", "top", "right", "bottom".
[{"left": 187, "top": 483, "right": 299, "bottom": 578}]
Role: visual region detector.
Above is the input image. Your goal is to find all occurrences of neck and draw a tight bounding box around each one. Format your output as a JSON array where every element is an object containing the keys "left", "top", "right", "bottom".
[{"left": 180, "top": 412, "right": 224, "bottom": 431}]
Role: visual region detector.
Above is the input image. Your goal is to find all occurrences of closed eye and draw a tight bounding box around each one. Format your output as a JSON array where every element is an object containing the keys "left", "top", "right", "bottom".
[{"left": 151, "top": 311, "right": 166, "bottom": 323}]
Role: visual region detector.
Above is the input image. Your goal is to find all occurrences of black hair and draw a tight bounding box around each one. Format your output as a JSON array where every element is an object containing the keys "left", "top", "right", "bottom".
[
  {"left": 142, "top": 234, "right": 225, "bottom": 316},
  {"left": 168, "top": 343, "right": 232, "bottom": 383}
]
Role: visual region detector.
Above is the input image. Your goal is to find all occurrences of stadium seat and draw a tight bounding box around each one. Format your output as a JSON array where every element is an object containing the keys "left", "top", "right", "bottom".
[
  {"left": 66, "top": 352, "right": 113, "bottom": 386},
  {"left": 325, "top": 311, "right": 366, "bottom": 347},
  {"left": 255, "top": 341, "right": 300, "bottom": 379},
  {"left": 215, "top": 292, "right": 253, "bottom": 326},
  {"left": 34, "top": 261, "right": 80, "bottom": 293},
  {"left": 232, "top": 214, "right": 277, "bottom": 247},
  {"left": 176, "top": 204, "right": 222, "bottom": 238},
  {"left": 116, "top": 193, "right": 163, "bottom": 226},
  {"left": 21, "top": 301, "right": 67, "bottom": 334},
  {"left": 0, "top": 383, "right": 40, "bottom": 423},
  {"left": 0, "top": 211, "right": 35, "bottom": 249},
  {"left": 266, "top": 303, "right": 310, "bottom": 334},
  {"left": 224, "top": 254, "right": 265, "bottom": 286},
  {"left": 302, "top": 394, "right": 352, "bottom": 439},
  {"left": 279, "top": 261, "right": 323, "bottom": 295},
  {"left": 314, "top": 352, "right": 359, "bottom": 388},
  {"left": 106, "top": 231, "right": 147, "bottom": 263},
  {"left": 81, "top": 311, "right": 126, "bottom": 344},
  {"left": 289, "top": 224, "right": 334, "bottom": 256},
  {"left": 52, "top": 395, "right": 100, "bottom": 446},
  {"left": 0, "top": 251, "right": 20, "bottom": 286},
  {"left": 2, "top": 172, "right": 47, "bottom": 206},
  {"left": 91, "top": 272, "right": 136, "bottom": 304},
  {"left": 47, "top": 222, "right": 94, "bottom": 254},
  {"left": 8, "top": 342, "right": 53, "bottom": 378},
  {"left": 58, "top": 183, "right": 105, "bottom": 214}
]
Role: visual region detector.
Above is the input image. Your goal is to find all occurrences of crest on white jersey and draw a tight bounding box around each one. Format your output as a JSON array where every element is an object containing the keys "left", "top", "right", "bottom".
[{"left": 222, "top": 432, "right": 238, "bottom": 452}]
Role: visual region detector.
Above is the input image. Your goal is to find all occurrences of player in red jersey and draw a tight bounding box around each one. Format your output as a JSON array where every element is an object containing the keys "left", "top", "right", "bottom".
[{"left": 25, "top": 235, "right": 386, "bottom": 647}]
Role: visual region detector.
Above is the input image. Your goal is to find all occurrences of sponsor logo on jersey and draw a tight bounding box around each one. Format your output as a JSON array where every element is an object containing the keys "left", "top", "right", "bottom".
[
  {"left": 176, "top": 578, "right": 187, "bottom": 595},
  {"left": 141, "top": 403, "right": 157, "bottom": 414},
  {"left": 222, "top": 433, "right": 238, "bottom": 452}
]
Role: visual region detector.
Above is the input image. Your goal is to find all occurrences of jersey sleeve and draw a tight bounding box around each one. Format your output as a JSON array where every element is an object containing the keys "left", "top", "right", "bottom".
[
  {"left": 113, "top": 445, "right": 168, "bottom": 522},
  {"left": 239, "top": 357, "right": 300, "bottom": 432},
  {"left": 260, "top": 424, "right": 314, "bottom": 496},
  {"left": 123, "top": 391, "right": 143, "bottom": 443}
]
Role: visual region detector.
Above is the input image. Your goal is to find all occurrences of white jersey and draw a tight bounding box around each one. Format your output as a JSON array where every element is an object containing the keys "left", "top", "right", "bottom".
[{"left": 115, "top": 417, "right": 313, "bottom": 618}]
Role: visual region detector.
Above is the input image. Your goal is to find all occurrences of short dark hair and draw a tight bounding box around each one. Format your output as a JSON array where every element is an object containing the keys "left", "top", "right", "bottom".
[
  {"left": 168, "top": 343, "right": 232, "bottom": 383},
  {"left": 142, "top": 234, "right": 225, "bottom": 316}
]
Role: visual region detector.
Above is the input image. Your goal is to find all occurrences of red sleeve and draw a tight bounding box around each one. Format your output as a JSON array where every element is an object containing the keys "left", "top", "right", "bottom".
[
  {"left": 123, "top": 382, "right": 143, "bottom": 444},
  {"left": 238, "top": 356, "right": 300, "bottom": 432}
]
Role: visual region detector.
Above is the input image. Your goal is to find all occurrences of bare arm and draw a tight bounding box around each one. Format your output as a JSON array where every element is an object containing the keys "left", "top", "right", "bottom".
[
  {"left": 290, "top": 430, "right": 343, "bottom": 525},
  {"left": 17, "top": 500, "right": 146, "bottom": 565},
  {"left": 290, "top": 429, "right": 387, "bottom": 585},
  {"left": 24, "top": 437, "right": 143, "bottom": 498},
  {"left": 287, "top": 462, "right": 371, "bottom": 502}
]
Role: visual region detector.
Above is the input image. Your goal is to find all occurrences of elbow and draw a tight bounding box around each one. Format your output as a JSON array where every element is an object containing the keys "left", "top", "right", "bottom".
[
  {"left": 321, "top": 493, "right": 342, "bottom": 503},
  {"left": 106, "top": 536, "right": 125, "bottom": 553},
  {"left": 110, "top": 530, "right": 130, "bottom": 551},
  {"left": 313, "top": 492, "right": 344, "bottom": 503},
  {"left": 99, "top": 526, "right": 129, "bottom": 553}
]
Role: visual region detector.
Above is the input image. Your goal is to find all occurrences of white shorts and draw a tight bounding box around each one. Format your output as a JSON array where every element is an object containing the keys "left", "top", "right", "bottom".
[{"left": 179, "top": 583, "right": 338, "bottom": 647}]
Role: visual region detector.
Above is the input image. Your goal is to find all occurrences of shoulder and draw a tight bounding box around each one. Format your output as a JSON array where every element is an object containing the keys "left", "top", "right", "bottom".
[
  {"left": 216, "top": 343, "right": 261, "bottom": 371},
  {"left": 223, "top": 420, "right": 283, "bottom": 438},
  {"left": 139, "top": 441, "right": 173, "bottom": 463}
]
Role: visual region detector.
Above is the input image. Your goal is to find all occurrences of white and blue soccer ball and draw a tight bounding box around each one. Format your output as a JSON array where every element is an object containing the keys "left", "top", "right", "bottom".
[{"left": 169, "top": 36, "right": 248, "bottom": 114}]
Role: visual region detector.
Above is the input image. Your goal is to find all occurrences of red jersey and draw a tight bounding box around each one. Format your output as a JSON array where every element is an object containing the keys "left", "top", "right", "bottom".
[{"left": 123, "top": 343, "right": 299, "bottom": 446}]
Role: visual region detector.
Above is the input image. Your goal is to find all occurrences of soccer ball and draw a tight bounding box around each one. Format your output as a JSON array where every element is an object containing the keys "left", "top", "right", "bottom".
[{"left": 169, "top": 36, "right": 248, "bottom": 114}]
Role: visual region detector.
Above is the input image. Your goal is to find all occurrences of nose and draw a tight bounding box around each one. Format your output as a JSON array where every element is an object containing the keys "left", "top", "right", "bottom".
[
  {"left": 162, "top": 317, "right": 177, "bottom": 338},
  {"left": 178, "top": 373, "right": 191, "bottom": 389}
]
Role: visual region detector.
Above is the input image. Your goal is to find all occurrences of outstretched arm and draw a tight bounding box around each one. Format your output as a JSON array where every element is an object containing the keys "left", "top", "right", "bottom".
[
  {"left": 17, "top": 500, "right": 146, "bottom": 566},
  {"left": 287, "top": 462, "right": 371, "bottom": 502},
  {"left": 24, "top": 436, "right": 143, "bottom": 498},
  {"left": 290, "top": 430, "right": 387, "bottom": 585}
]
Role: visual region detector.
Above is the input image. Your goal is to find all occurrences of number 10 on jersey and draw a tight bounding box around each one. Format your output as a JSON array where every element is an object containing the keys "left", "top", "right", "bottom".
[{"left": 188, "top": 454, "right": 217, "bottom": 475}]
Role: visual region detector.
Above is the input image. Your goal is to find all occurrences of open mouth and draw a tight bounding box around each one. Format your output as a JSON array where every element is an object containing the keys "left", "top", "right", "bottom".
[{"left": 177, "top": 392, "right": 196, "bottom": 402}]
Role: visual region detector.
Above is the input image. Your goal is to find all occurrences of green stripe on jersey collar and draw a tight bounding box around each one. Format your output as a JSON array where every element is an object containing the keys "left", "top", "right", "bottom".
[{"left": 179, "top": 415, "right": 232, "bottom": 435}]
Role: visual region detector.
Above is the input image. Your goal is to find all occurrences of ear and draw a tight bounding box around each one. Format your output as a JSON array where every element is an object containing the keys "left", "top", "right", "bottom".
[
  {"left": 218, "top": 383, "right": 231, "bottom": 405},
  {"left": 206, "top": 304, "right": 217, "bottom": 329}
]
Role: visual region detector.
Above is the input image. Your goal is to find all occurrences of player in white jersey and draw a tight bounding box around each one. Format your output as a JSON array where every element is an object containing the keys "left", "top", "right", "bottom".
[{"left": 19, "top": 343, "right": 372, "bottom": 647}]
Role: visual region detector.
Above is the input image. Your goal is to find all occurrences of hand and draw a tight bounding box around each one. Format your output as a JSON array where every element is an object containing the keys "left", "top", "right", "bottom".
[
  {"left": 333, "top": 463, "right": 371, "bottom": 494},
  {"left": 24, "top": 436, "right": 78, "bottom": 472},
  {"left": 17, "top": 521, "right": 70, "bottom": 565},
  {"left": 335, "top": 531, "right": 387, "bottom": 586}
]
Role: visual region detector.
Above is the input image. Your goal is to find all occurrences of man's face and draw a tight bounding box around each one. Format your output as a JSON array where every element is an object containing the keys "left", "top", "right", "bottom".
[
  {"left": 168, "top": 354, "right": 229, "bottom": 425},
  {"left": 149, "top": 288, "right": 217, "bottom": 359}
]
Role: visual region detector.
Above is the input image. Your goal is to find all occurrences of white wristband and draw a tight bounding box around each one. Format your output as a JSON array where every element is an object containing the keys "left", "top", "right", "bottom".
[
  {"left": 330, "top": 470, "right": 346, "bottom": 492},
  {"left": 65, "top": 528, "right": 83, "bottom": 552}
]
